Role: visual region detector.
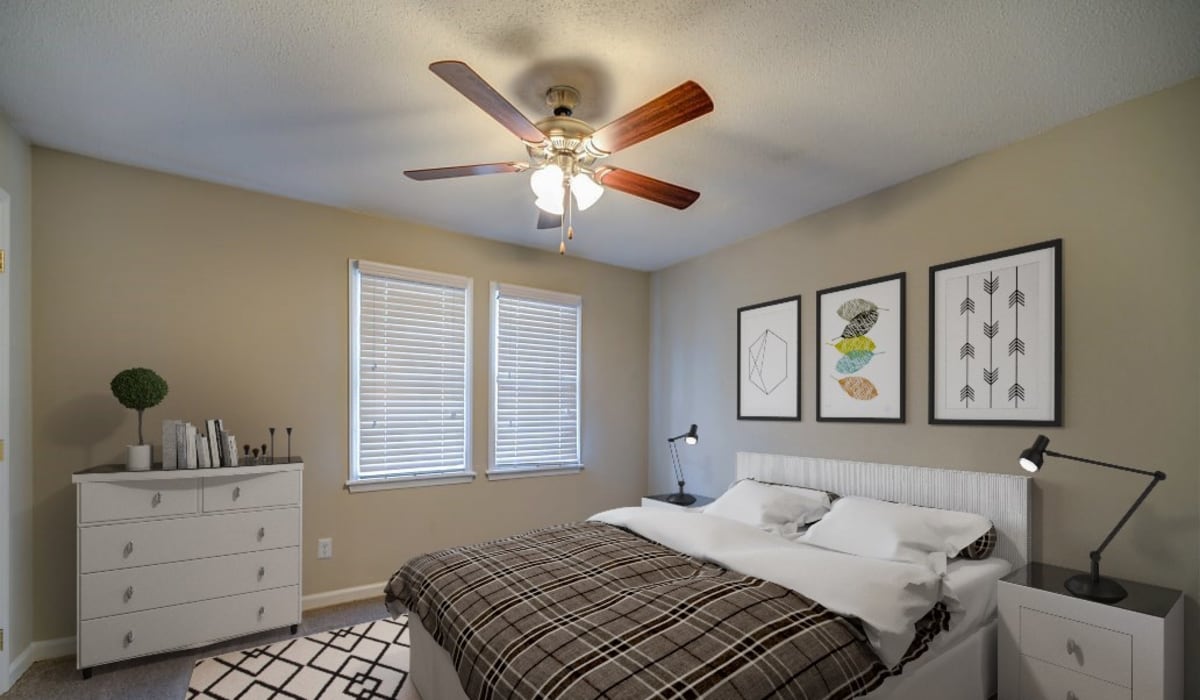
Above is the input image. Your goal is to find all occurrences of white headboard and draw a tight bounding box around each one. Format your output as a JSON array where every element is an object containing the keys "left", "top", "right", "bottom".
[{"left": 737, "top": 452, "right": 1033, "bottom": 568}]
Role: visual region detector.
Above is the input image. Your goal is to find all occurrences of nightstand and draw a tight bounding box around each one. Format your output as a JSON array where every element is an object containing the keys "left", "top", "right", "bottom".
[
  {"left": 998, "top": 562, "right": 1183, "bottom": 700},
  {"left": 641, "top": 494, "right": 714, "bottom": 511}
]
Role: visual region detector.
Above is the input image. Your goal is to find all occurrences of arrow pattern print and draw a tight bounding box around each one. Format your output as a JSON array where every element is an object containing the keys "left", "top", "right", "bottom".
[{"left": 945, "top": 262, "right": 1040, "bottom": 410}]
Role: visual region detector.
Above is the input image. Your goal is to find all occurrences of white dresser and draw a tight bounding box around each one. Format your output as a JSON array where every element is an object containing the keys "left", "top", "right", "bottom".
[
  {"left": 998, "top": 562, "right": 1183, "bottom": 700},
  {"left": 72, "top": 462, "right": 304, "bottom": 677}
]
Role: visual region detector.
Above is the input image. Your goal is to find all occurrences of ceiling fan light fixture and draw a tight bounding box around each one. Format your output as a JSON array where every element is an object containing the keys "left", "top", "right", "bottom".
[
  {"left": 534, "top": 193, "right": 564, "bottom": 215},
  {"left": 571, "top": 172, "right": 604, "bottom": 211},
  {"left": 530, "top": 163, "right": 564, "bottom": 202}
]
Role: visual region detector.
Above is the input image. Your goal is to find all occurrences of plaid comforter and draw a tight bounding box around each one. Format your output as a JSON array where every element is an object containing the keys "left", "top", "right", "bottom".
[{"left": 386, "top": 521, "right": 947, "bottom": 700}]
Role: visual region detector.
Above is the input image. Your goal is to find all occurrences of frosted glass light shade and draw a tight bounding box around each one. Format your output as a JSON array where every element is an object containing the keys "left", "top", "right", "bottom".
[
  {"left": 535, "top": 194, "right": 564, "bottom": 215},
  {"left": 530, "top": 164, "right": 564, "bottom": 201},
  {"left": 570, "top": 172, "right": 604, "bottom": 210}
]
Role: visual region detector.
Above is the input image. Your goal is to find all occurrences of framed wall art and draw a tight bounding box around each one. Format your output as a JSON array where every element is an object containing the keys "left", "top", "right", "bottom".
[
  {"left": 737, "top": 295, "right": 801, "bottom": 420},
  {"left": 929, "top": 239, "right": 1062, "bottom": 425},
  {"left": 817, "top": 272, "right": 905, "bottom": 422}
]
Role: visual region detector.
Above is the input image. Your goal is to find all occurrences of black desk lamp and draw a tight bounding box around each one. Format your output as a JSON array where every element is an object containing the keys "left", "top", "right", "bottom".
[
  {"left": 665, "top": 424, "right": 699, "bottom": 505},
  {"left": 1018, "top": 434, "right": 1166, "bottom": 604}
]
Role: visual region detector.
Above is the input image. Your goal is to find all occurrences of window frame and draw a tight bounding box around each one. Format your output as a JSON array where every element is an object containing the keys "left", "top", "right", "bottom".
[
  {"left": 488, "top": 281, "right": 583, "bottom": 480},
  {"left": 346, "top": 259, "right": 474, "bottom": 493}
]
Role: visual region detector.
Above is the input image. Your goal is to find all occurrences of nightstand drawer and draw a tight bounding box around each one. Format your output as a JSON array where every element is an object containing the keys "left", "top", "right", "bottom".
[
  {"left": 1020, "top": 655, "right": 1130, "bottom": 700},
  {"left": 1020, "top": 606, "right": 1131, "bottom": 687}
]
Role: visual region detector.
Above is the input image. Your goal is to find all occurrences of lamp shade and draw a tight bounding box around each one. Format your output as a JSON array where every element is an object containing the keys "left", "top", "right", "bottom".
[
  {"left": 530, "top": 164, "right": 564, "bottom": 203},
  {"left": 1019, "top": 434, "right": 1050, "bottom": 472},
  {"left": 570, "top": 172, "right": 604, "bottom": 210},
  {"left": 683, "top": 424, "right": 699, "bottom": 445}
]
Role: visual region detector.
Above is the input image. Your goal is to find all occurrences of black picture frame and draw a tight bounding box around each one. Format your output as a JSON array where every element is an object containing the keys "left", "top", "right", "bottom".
[
  {"left": 928, "top": 239, "right": 1062, "bottom": 426},
  {"left": 737, "top": 294, "right": 802, "bottom": 421},
  {"left": 816, "top": 272, "right": 906, "bottom": 423}
]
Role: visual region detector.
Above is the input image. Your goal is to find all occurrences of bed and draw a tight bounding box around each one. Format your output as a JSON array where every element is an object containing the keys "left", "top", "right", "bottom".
[{"left": 387, "top": 452, "right": 1031, "bottom": 700}]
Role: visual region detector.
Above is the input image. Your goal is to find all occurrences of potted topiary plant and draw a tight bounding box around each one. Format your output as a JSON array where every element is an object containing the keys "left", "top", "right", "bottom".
[{"left": 110, "top": 367, "right": 169, "bottom": 471}]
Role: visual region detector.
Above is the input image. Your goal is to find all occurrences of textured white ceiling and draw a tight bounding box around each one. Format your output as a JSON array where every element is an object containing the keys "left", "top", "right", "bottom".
[{"left": 1, "top": 1, "right": 1198, "bottom": 270}]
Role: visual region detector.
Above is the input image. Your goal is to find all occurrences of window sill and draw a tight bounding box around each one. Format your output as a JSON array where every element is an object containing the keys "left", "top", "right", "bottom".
[
  {"left": 346, "top": 470, "right": 476, "bottom": 493},
  {"left": 486, "top": 465, "right": 584, "bottom": 481}
]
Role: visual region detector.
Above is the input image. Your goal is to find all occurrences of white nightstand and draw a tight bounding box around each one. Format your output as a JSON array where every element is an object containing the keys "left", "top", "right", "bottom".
[
  {"left": 641, "top": 494, "right": 714, "bottom": 511},
  {"left": 998, "top": 562, "right": 1183, "bottom": 700}
]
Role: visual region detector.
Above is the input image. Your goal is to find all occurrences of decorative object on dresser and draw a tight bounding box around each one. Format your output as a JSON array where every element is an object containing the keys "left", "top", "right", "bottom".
[
  {"left": 816, "top": 272, "right": 906, "bottom": 422},
  {"left": 929, "top": 239, "right": 1061, "bottom": 425},
  {"left": 72, "top": 460, "right": 304, "bottom": 679},
  {"left": 737, "top": 294, "right": 802, "bottom": 420},
  {"left": 109, "top": 367, "right": 169, "bottom": 471},
  {"left": 662, "top": 423, "right": 700, "bottom": 505},
  {"left": 1018, "top": 434, "right": 1166, "bottom": 604},
  {"left": 998, "top": 562, "right": 1183, "bottom": 700}
]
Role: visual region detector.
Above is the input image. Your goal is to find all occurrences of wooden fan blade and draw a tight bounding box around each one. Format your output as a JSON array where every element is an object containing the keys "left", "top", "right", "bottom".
[
  {"left": 587, "top": 81, "right": 713, "bottom": 155},
  {"left": 404, "top": 162, "right": 529, "bottom": 181},
  {"left": 430, "top": 61, "right": 546, "bottom": 144},
  {"left": 595, "top": 167, "right": 700, "bottom": 209},
  {"left": 536, "top": 210, "right": 562, "bottom": 230}
]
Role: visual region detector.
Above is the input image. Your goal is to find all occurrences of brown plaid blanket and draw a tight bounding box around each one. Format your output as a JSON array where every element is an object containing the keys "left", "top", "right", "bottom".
[{"left": 386, "top": 521, "right": 948, "bottom": 700}]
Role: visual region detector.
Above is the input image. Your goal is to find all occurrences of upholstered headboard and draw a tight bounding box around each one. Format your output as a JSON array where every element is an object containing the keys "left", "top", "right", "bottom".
[{"left": 736, "top": 452, "right": 1033, "bottom": 568}]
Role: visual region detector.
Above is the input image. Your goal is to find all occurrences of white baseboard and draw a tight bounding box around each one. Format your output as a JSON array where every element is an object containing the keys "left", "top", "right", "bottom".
[
  {"left": 302, "top": 581, "right": 386, "bottom": 611},
  {"left": 8, "top": 636, "right": 74, "bottom": 688}
]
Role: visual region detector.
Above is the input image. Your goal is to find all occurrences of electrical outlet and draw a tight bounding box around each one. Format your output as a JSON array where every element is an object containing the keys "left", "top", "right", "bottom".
[{"left": 317, "top": 538, "right": 333, "bottom": 560}]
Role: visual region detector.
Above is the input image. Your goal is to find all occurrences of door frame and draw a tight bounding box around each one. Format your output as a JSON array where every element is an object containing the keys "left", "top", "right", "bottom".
[{"left": 0, "top": 187, "right": 11, "bottom": 692}]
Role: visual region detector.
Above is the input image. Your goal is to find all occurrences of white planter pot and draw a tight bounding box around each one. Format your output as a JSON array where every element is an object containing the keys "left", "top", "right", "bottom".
[{"left": 126, "top": 444, "right": 152, "bottom": 471}]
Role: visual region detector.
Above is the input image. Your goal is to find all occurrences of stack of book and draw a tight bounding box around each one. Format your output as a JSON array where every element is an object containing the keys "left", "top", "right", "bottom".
[{"left": 161, "top": 419, "right": 239, "bottom": 469}]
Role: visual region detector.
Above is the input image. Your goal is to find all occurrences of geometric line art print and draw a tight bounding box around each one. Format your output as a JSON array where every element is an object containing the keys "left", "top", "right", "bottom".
[
  {"left": 748, "top": 329, "right": 788, "bottom": 394},
  {"left": 188, "top": 616, "right": 411, "bottom": 699},
  {"left": 738, "top": 294, "right": 801, "bottom": 420}
]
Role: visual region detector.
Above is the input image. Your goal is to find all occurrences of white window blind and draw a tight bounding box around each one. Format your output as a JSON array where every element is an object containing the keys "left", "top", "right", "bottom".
[
  {"left": 350, "top": 260, "right": 471, "bottom": 483},
  {"left": 492, "top": 283, "right": 581, "bottom": 470}
]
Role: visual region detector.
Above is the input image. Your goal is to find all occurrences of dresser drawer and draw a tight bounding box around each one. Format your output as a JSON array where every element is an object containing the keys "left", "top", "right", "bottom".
[
  {"left": 202, "top": 470, "right": 300, "bottom": 512},
  {"left": 1020, "top": 655, "right": 1130, "bottom": 700},
  {"left": 79, "top": 479, "right": 198, "bottom": 523},
  {"left": 79, "top": 585, "right": 299, "bottom": 668},
  {"left": 80, "top": 507, "right": 300, "bottom": 573},
  {"left": 1020, "top": 606, "right": 1132, "bottom": 687},
  {"left": 80, "top": 546, "right": 299, "bottom": 620}
]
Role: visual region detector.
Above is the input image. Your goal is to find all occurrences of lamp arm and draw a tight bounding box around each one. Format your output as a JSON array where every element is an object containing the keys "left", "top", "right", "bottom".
[
  {"left": 1045, "top": 449, "right": 1158, "bottom": 478},
  {"left": 1092, "top": 471, "right": 1166, "bottom": 558},
  {"left": 668, "top": 440, "right": 684, "bottom": 487}
]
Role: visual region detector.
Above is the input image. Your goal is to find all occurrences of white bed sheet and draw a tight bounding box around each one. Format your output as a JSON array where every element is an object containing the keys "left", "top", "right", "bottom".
[{"left": 940, "top": 557, "right": 1012, "bottom": 646}]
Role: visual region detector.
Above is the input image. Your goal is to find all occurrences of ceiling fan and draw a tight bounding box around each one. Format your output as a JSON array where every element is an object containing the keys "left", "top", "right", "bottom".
[{"left": 405, "top": 60, "right": 714, "bottom": 254}]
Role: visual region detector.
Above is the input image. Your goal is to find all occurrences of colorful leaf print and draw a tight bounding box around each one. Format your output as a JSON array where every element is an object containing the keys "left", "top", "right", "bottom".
[
  {"left": 836, "top": 298, "right": 880, "bottom": 321},
  {"left": 835, "top": 350, "right": 879, "bottom": 374},
  {"left": 830, "top": 336, "right": 876, "bottom": 354},
  {"left": 834, "top": 309, "right": 879, "bottom": 339},
  {"left": 837, "top": 376, "right": 879, "bottom": 400}
]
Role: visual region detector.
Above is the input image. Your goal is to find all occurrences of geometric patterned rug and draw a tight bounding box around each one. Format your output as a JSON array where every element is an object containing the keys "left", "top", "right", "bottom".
[{"left": 187, "top": 615, "right": 410, "bottom": 699}]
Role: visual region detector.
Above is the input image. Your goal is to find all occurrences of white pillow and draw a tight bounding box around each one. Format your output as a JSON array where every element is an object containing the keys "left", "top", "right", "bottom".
[
  {"left": 703, "top": 479, "right": 831, "bottom": 537},
  {"left": 800, "top": 496, "right": 993, "bottom": 573}
]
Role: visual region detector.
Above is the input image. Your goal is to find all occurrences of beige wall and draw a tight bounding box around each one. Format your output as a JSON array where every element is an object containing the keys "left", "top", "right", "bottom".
[
  {"left": 650, "top": 78, "right": 1200, "bottom": 690},
  {"left": 0, "top": 112, "right": 34, "bottom": 664},
  {"left": 31, "top": 149, "right": 649, "bottom": 640}
]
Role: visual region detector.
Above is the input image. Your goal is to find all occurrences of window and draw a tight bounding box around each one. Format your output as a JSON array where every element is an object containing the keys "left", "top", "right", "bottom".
[
  {"left": 490, "top": 283, "right": 582, "bottom": 477},
  {"left": 348, "top": 260, "right": 472, "bottom": 491}
]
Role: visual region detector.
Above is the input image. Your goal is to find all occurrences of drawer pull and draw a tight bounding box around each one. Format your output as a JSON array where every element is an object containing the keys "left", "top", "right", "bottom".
[
  {"left": 124, "top": 585, "right": 134, "bottom": 602},
  {"left": 257, "top": 526, "right": 265, "bottom": 541},
  {"left": 151, "top": 492, "right": 162, "bottom": 507},
  {"left": 258, "top": 605, "right": 266, "bottom": 619},
  {"left": 123, "top": 541, "right": 134, "bottom": 557},
  {"left": 1066, "top": 637, "right": 1083, "bottom": 664},
  {"left": 233, "top": 486, "right": 241, "bottom": 501},
  {"left": 124, "top": 630, "right": 135, "bottom": 646},
  {"left": 258, "top": 566, "right": 266, "bottom": 580}
]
